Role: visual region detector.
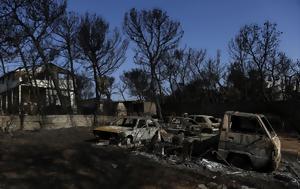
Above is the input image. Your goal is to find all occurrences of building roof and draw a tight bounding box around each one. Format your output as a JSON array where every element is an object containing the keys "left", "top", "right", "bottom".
[{"left": 0, "top": 63, "right": 73, "bottom": 79}]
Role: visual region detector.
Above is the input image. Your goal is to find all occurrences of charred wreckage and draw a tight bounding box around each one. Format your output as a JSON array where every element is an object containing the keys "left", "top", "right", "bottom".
[{"left": 93, "top": 111, "right": 281, "bottom": 172}]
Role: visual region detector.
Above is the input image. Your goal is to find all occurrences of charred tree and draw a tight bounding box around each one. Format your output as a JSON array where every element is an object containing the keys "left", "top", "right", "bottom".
[
  {"left": 123, "top": 8, "right": 183, "bottom": 118},
  {"left": 55, "top": 11, "right": 81, "bottom": 112},
  {"left": 78, "top": 13, "right": 128, "bottom": 114}
]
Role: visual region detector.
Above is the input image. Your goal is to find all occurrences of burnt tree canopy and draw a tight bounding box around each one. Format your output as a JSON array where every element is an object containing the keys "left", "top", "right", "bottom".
[
  {"left": 228, "top": 21, "right": 283, "bottom": 102},
  {"left": 54, "top": 11, "right": 81, "bottom": 107},
  {"left": 123, "top": 8, "right": 183, "bottom": 118},
  {"left": 78, "top": 13, "right": 128, "bottom": 109},
  {"left": 1, "top": 0, "right": 68, "bottom": 113},
  {"left": 121, "top": 68, "right": 151, "bottom": 101}
]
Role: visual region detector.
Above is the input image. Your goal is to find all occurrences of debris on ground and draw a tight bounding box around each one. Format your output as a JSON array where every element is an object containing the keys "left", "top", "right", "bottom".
[
  {"left": 92, "top": 126, "right": 300, "bottom": 189},
  {"left": 130, "top": 141, "right": 300, "bottom": 189}
]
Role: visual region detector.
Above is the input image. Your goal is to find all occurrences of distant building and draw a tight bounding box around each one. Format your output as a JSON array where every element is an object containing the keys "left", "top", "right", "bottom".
[
  {"left": 0, "top": 63, "right": 76, "bottom": 114},
  {"left": 79, "top": 99, "right": 157, "bottom": 116},
  {"left": 117, "top": 101, "right": 157, "bottom": 116}
]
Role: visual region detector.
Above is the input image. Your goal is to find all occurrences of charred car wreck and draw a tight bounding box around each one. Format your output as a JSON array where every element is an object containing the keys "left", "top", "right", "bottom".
[
  {"left": 189, "top": 115, "right": 221, "bottom": 132},
  {"left": 217, "top": 111, "right": 281, "bottom": 171},
  {"left": 93, "top": 116, "right": 160, "bottom": 145},
  {"left": 93, "top": 111, "right": 281, "bottom": 172},
  {"left": 165, "top": 117, "right": 214, "bottom": 135},
  {"left": 157, "top": 111, "right": 281, "bottom": 171}
]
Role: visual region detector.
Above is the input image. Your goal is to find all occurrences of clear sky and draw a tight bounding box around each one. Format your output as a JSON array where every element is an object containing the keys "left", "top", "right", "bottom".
[{"left": 68, "top": 0, "right": 300, "bottom": 81}]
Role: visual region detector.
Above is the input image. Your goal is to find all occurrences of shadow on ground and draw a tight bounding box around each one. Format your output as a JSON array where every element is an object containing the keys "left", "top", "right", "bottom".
[{"left": 0, "top": 127, "right": 208, "bottom": 189}]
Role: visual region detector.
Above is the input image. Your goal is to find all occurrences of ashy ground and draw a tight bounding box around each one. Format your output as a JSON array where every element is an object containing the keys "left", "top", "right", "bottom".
[{"left": 0, "top": 127, "right": 299, "bottom": 189}]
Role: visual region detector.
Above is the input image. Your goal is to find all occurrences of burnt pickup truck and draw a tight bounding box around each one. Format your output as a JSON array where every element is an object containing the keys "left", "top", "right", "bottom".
[
  {"left": 172, "top": 111, "right": 281, "bottom": 171},
  {"left": 217, "top": 111, "right": 281, "bottom": 171}
]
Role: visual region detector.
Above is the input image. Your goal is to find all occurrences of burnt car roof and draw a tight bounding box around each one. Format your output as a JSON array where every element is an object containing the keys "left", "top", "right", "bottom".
[
  {"left": 116, "top": 116, "right": 153, "bottom": 120},
  {"left": 225, "top": 111, "right": 265, "bottom": 117},
  {"left": 190, "top": 115, "right": 214, "bottom": 118}
]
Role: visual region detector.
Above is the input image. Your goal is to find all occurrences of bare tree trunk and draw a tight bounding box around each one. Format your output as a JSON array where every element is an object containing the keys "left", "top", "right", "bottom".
[
  {"left": 66, "top": 71, "right": 72, "bottom": 111},
  {"left": 32, "top": 39, "right": 69, "bottom": 112},
  {"left": 150, "top": 64, "right": 163, "bottom": 119},
  {"left": 92, "top": 63, "right": 100, "bottom": 127},
  {"left": 17, "top": 47, "right": 43, "bottom": 114},
  {"left": 67, "top": 47, "right": 79, "bottom": 113},
  {"left": 0, "top": 56, "right": 8, "bottom": 115}
]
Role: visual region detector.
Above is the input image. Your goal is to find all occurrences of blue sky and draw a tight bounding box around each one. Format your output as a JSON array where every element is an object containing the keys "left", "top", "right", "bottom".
[{"left": 68, "top": 0, "right": 300, "bottom": 84}]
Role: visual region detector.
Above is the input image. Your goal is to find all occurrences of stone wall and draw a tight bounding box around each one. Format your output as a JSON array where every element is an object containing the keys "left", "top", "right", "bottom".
[{"left": 0, "top": 115, "right": 114, "bottom": 131}]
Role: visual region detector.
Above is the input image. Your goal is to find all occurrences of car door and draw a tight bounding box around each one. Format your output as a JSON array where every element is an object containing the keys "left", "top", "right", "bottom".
[
  {"left": 195, "top": 117, "right": 209, "bottom": 128},
  {"left": 184, "top": 119, "right": 199, "bottom": 131},
  {"left": 134, "top": 119, "right": 151, "bottom": 140},
  {"left": 147, "top": 120, "right": 159, "bottom": 139},
  {"left": 226, "top": 115, "right": 271, "bottom": 157},
  {"left": 135, "top": 119, "right": 158, "bottom": 140}
]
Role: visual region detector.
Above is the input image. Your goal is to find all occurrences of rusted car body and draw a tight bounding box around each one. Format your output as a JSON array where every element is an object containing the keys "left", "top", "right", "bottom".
[
  {"left": 93, "top": 116, "right": 160, "bottom": 144},
  {"left": 217, "top": 111, "right": 281, "bottom": 171}
]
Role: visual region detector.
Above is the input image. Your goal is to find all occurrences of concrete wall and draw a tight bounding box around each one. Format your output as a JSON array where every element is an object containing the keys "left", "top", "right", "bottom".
[
  {"left": 0, "top": 115, "right": 114, "bottom": 131},
  {"left": 144, "top": 102, "right": 156, "bottom": 115}
]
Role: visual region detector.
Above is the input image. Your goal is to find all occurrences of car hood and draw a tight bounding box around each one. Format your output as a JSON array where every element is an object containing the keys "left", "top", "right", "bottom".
[{"left": 93, "top": 126, "right": 132, "bottom": 134}]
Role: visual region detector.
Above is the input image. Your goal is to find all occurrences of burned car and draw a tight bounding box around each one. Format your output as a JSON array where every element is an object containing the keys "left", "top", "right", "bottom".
[
  {"left": 93, "top": 116, "right": 160, "bottom": 144},
  {"left": 162, "top": 111, "right": 281, "bottom": 171},
  {"left": 218, "top": 111, "right": 281, "bottom": 171},
  {"left": 165, "top": 117, "right": 213, "bottom": 135},
  {"left": 189, "top": 115, "right": 221, "bottom": 132}
]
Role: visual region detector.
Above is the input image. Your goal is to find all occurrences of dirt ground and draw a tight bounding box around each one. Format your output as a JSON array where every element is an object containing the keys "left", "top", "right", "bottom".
[
  {"left": 280, "top": 135, "right": 300, "bottom": 156},
  {"left": 0, "top": 127, "right": 299, "bottom": 189}
]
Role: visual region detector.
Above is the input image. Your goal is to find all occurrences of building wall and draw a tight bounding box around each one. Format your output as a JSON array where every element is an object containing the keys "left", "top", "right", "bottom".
[
  {"left": 0, "top": 64, "right": 77, "bottom": 114},
  {"left": 0, "top": 74, "right": 21, "bottom": 93},
  {"left": 143, "top": 102, "right": 156, "bottom": 115},
  {"left": 119, "top": 101, "right": 157, "bottom": 116},
  {"left": 0, "top": 80, "right": 76, "bottom": 114},
  {"left": 0, "top": 115, "right": 114, "bottom": 131}
]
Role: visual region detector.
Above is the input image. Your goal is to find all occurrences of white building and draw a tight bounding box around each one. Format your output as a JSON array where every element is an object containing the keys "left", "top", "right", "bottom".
[{"left": 0, "top": 63, "right": 76, "bottom": 114}]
